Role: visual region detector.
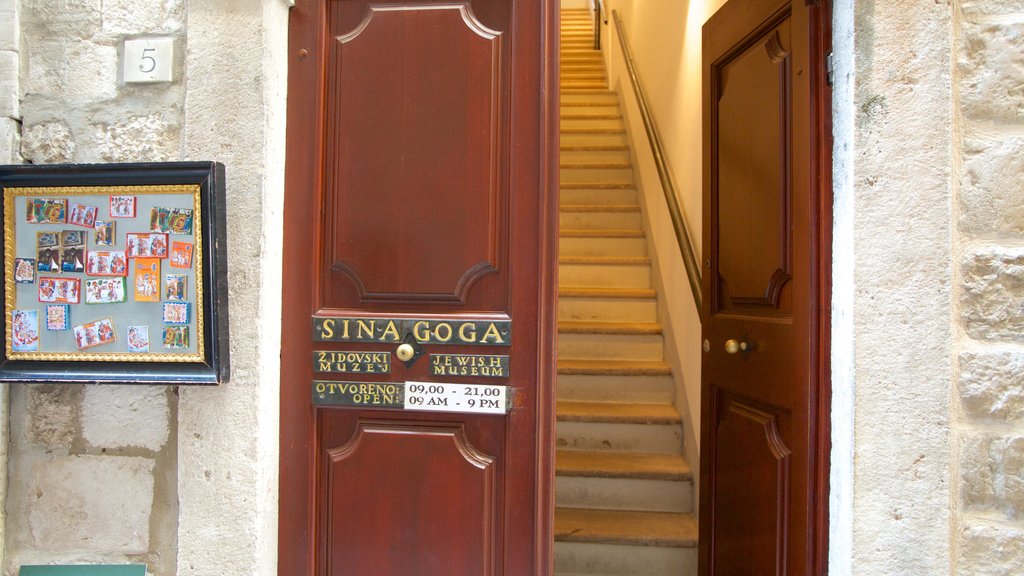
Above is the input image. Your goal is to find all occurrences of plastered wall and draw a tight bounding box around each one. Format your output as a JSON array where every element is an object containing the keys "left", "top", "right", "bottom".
[{"left": 3, "top": 1, "right": 288, "bottom": 574}]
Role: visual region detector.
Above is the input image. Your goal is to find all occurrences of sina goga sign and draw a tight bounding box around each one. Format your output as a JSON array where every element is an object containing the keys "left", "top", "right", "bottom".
[{"left": 313, "top": 317, "right": 511, "bottom": 346}]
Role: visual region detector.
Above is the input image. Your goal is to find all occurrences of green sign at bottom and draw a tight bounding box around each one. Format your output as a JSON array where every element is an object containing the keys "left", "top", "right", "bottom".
[{"left": 21, "top": 566, "right": 146, "bottom": 576}]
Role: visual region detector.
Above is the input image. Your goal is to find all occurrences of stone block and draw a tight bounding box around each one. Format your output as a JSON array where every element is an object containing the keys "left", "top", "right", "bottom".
[
  {"left": 26, "top": 39, "right": 118, "bottom": 102},
  {"left": 961, "top": 247, "right": 1024, "bottom": 342},
  {"left": 28, "top": 455, "right": 153, "bottom": 553},
  {"left": 0, "top": 0, "right": 19, "bottom": 52},
  {"left": 0, "top": 117, "right": 20, "bottom": 163},
  {"left": 961, "top": 433, "right": 1024, "bottom": 520},
  {"left": 960, "top": 137, "right": 1024, "bottom": 237},
  {"left": 959, "top": 523, "right": 1024, "bottom": 575},
  {"left": 82, "top": 385, "right": 170, "bottom": 451},
  {"left": 90, "top": 112, "right": 180, "bottom": 162},
  {"left": 25, "top": 384, "right": 79, "bottom": 449},
  {"left": 21, "top": 0, "right": 101, "bottom": 40},
  {"left": 102, "top": 0, "right": 184, "bottom": 34},
  {"left": 959, "top": 21, "right": 1024, "bottom": 123},
  {"left": 960, "top": 350, "right": 1024, "bottom": 422},
  {"left": 0, "top": 50, "right": 19, "bottom": 119},
  {"left": 961, "top": 0, "right": 1024, "bottom": 18},
  {"left": 21, "top": 121, "right": 76, "bottom": 163}
]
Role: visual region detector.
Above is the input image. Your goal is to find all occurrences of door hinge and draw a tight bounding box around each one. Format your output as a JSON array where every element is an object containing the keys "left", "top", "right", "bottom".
[{"left": 826, "top": 51, "right": 835, "bottom": 88}]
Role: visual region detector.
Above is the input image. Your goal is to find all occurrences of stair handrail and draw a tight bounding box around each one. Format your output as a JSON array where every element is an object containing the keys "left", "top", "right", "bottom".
[
  {"left": 593, "top": 0, "right": 606, "bottom": 50},
  {"left": 611, "top": 9, "right": 703, "bottom": 313}
]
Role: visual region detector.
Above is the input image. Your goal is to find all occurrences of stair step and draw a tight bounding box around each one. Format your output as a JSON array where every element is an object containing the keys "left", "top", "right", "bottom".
[
  {"left": 561, "top": 132, "right": 628, "bottom": 148},
  {"left": 561, "top": 146, "right": 629, "bottom": 161},
  {"left": 558, "top": 331, "right": 664, "bottom": 362},
  {"left": 558, "top": 372, "right": 675, "bottom": 404},
  {"left": 557, "top": 400, "right": 680, "bottom": 424},
  {"left": 557, "top": 450, "right": 690, "bottom": 480},
  {"left": 559, "top": 188, "right": 638, "bottom": 205},
  {"left": 558, "top": 320, "right": 661, "bottom": 334},
  {"left": 558, "top": 294, "right": 657, "bottom": 323},
  {"left": 560, "top": 107, "right": 621, "bottom": 120},
  {"left": 554, "top": 511, "right": 697, "bottom": 576},
  {"left": 555, "top": 508, "right": 697, "bottom": 547},
  {"left": 561, "top": 117, "right": 623, "bottom": 131},
  {"left": 560, "top": 233, "right": 645, "bottom": 257},
  {"left": 560, "top": 208, "right": 641, "bottom": 231},
  {"left": 556, "top": 451, "right": 694, "bottom": 514},
  {"left": 558, "top": 359, "right": 671, "bottom": 376},
  {"left": 559, "top": 260, "right": 651, "bottom": 289}
]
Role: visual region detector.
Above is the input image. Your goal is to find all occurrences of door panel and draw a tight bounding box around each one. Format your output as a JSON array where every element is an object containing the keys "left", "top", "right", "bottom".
[
  {"left": 701, "top": 0, "right": 830, "bottom": 574},
  {"left": 280, "top": 1, "right": 558, "bottom": 575},
  {"left": 324, "top": 3, "right": 506, "bottom": 306}
]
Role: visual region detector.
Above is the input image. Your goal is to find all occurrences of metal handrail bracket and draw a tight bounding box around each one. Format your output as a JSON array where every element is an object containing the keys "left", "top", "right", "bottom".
[{"left": 611, "top": 9, "right": 703, "bottom": 313}]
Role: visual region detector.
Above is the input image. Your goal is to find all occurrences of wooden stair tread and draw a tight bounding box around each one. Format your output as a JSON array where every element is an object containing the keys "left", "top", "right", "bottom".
[
  {"left": 554, "top": 508, "right": 697, "bottom": 547},
  {"left": 560, "top": 229, "right": 643, "bottom": 238},
  {"left": 559, "top": 287, "right": 655, "bottom": 299},
  {"left": 558, "top": 359, "right": 672, "bottom": 377},
  {"left": 558, "top": 320, "right": 662, "bottom": 335},
  {"left": 556, "top": 450, "right": 691, "bottom": 480},
  {"left": 561, "top": 181, "right": 634, "bottom": 189},
  {"left": 559, "top": 256, "right": 649, "bottom": 265},
  {"left": 557, "top": 400, "right": 680, "bottom": 424},
  {"left": 560, "top": 144, "right": 629, "bottom": 151},
  {"left": 560, "top": 162, "right": 631, "bottom": 169},
  {"left": 561, "top": 204, "right": 638, "bottom": 213}
]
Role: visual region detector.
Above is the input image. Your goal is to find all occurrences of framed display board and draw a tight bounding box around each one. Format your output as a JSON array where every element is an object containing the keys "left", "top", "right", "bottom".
[{"left": 0, "top": 162, "right": 229, "bottom": 384}]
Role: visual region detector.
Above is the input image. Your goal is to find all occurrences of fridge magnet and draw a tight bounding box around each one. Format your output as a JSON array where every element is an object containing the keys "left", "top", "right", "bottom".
[
  {"left": 26, "top": 198, "right": 67, "bottom": 224},
  {"left": 162, "top": 325, "right": 189, "bottom": 349},
  {"left": 36, "top": 232, "right": 60, "bottom": 273},
  {"left": 14, "top": 258, "right": 36, "bottom": 284},
  {"left": 127, "top": 325, "right": 150, "bottom": 353},
  {"left": 60, "top": 230, "right": 86, "bottom": 273},
  {"left": 169, "top": 241, "right": 194, "bottom": 269},
  {"left": 162, "top": 302, "right": 190, "bottom": 324},
  {"left": 94, "top": 220, "right": 115, "bottom": 246},
  {"left": 126, "top": 232, "right": 169, "bottom": 259},
  {"left": 45, "top": 304, "right": 70, "bottom": 331},
  {"left": 73, "top": 317, "right": 116, "bottom": 350},
  {"left": 165, "top": 274, "right": 187, "bottom": 301},
  {"left": 68, "top": 202, "right": 99, "bottom": 228},
  {"left": 134, "top": 258, "right": 160, "bottom": 302},
  {"left": 109, "top": 195, "right": 136, "bottom": 218},
  {"left": 85, "top": 277, "right": 127, "bottom": 304},
  {"left": 86, "top": 250, "right": 128, "bottom": 277},
  {"left": 151, "top": 207, "right": 194, "bottom": 235},
  {"left": 38, "top": 277, "right": 80, "bottom": 304},
  {"left": 11, "top": 309, "right": 39, "bottom": 352}
]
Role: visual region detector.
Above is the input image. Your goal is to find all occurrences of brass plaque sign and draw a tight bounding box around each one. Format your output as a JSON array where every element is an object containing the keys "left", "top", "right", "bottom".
[
  {"left": 313, "top": 350, "right": 390, "bottom": 374},
  {"left": 312, "top": 381, "right": 404, "bottom": 408},
  {"left": 430, "top": 354, "right": 509, "bottom": 378},
  {"left": 313, "top": 317, "right": 511, "bottom": 346}
]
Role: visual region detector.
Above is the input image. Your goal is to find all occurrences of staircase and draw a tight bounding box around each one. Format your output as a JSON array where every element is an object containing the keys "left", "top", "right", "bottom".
[{"left": 554, "top": 9, "right": 697, "bottom": 576}]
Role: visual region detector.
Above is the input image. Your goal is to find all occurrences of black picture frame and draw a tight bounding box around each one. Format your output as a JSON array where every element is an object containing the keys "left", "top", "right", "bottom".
[{"left": 0, "top": 162, "right": 229, "bottom": 384}]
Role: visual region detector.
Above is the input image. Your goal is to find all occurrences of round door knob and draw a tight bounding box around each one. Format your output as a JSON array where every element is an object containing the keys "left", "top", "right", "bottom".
[
  {"left": 396, "top": 343, "right": 416, "bottom": 362},
  {"left": 725, "top": 339, "right": 749, "bottom": 354}
]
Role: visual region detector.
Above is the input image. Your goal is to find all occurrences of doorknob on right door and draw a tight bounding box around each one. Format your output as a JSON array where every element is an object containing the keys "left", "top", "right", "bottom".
[{"left": 724, "top": 338, "right": 750, "bottom": 355}]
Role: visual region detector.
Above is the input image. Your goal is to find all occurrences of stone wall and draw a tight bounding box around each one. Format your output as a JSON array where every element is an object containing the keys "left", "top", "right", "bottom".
[
  {"left": 955, "top": 1, "right": 1024, "bottom": 573},
  {"left": 3, "top": 1, "right": 288, "bottom": 574}
]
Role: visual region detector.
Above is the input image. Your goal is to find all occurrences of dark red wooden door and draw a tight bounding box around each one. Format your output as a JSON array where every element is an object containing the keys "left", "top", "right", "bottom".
[
  {"left": 280, "top": 1, "right": 558, "bottom": 574},
  {"left": 700, "top": 0, "right": 830, "bottom": 574}
]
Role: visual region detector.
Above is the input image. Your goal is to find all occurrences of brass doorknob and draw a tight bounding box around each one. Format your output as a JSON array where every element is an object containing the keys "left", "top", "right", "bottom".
[
  {"left": 396, "top": 343, "right": 416, "bottom": 362},
  {"left": 725, "top": 339, "right": 749, "bottom": 354}
]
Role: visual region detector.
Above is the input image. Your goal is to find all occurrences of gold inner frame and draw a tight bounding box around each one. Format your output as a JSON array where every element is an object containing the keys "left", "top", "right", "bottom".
[{"left": 4, "top": 184, "right": 205, "bottom": 362}]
